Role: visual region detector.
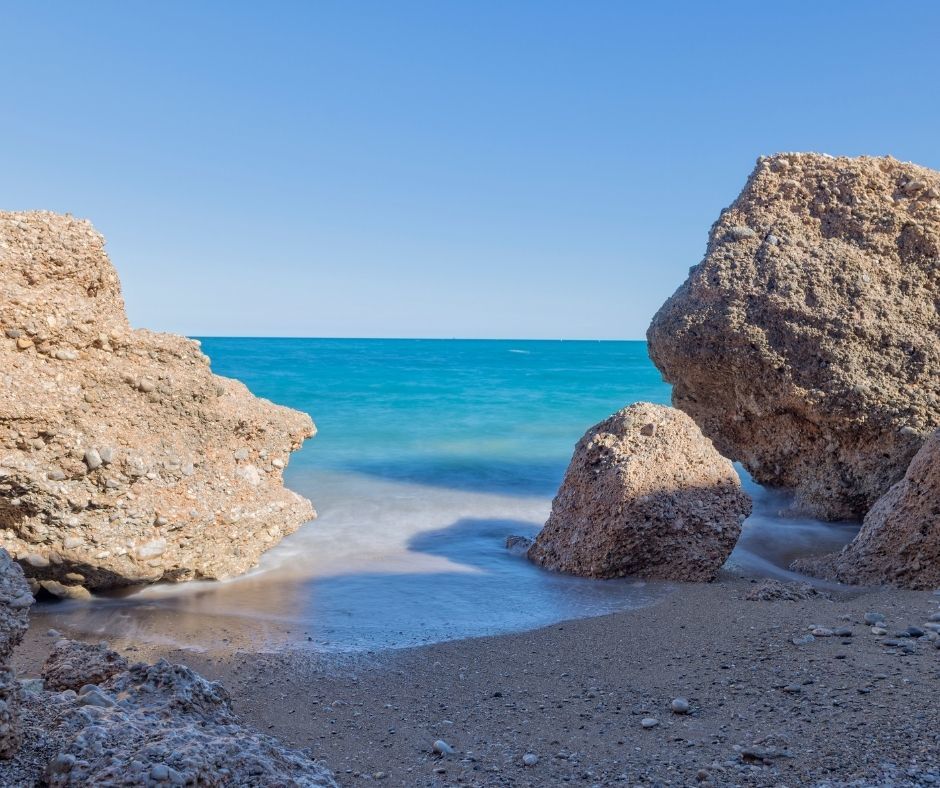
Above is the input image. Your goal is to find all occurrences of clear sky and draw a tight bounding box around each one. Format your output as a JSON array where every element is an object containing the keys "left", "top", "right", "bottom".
[{"left": 3, "top": 2, "right": 938, "bottom": 339}]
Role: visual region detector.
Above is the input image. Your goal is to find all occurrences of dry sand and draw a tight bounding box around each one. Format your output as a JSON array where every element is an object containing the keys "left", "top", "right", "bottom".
[{"left": 13, "top": 574, "right": 940, "bottom": 787}]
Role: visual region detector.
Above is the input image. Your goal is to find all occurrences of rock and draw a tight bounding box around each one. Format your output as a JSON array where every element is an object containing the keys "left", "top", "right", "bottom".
[
  {"left": 871, "top": 627, "right": 888, "bottom": 636},
  {"left": 791, "top": 634, "right": 815, "bottom": 645},
  {"left": 641, "top": 717, "right": 660, "bottom": 728},
  {"left": 433, "top": 739, "right": 455, "bottom": 755},
  {"left": 794, "top": 430, "right": 940, "bottom": 589},
  {"left": 38, "top": 581, "right": 91, "bottom": 600},
  {"left": 0, "top": 548, "right": 31, "bottom": 758},
  {"left": 670, "top": 697, "right": 690, "bottom": 714},
  {"left": 864, "top": 612, "right": 886, "bottom": 625},
  {"left": 647, "top": 153, "right": 940, "bottom": 520},
  {"left": 0, "top": 212, "right": 316, "bottom": 590},
  {"left": 522, "top": 752, "right": 539, "bottom": 766},
  {"left": 811, "top": 627, "right": 833, "bottom": 637},
  {"left": 527, "top": 403, "right": 751, "bottom": 581},
  {"left": 41, "top": 639, "right": 129, "bottom": 692},
  {"left": 744, "top": 580, "right": 828, "bottom": 601},
  {"left": 505, "top": 535, "right": 534, "bottom": 556},
  {"left": 41, "top": 659, "right": 337, "bottom": 786}
]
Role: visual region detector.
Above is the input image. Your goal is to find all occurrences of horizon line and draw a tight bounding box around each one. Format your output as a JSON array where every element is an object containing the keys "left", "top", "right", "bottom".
[{"left": 188, "top": 335, "right": 650, "bottom": 342}]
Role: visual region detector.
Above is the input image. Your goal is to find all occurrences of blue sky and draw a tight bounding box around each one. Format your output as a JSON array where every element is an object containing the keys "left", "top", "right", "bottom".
[{"left": 3, "top": 1, "right": 938, "bottom": 339}]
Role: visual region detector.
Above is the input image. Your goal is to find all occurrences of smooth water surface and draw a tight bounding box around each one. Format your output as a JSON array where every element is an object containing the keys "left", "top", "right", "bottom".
[{"left": 34, "top": 339, "right": 856, "bottom": 652}]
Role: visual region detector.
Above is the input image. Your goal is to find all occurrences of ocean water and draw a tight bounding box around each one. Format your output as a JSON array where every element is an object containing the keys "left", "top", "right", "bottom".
[{"left": 34, "top": 339, "right": 857, "bottom": 652}]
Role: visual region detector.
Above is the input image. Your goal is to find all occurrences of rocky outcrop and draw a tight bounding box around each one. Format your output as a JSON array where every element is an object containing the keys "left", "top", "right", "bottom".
[
  {"left": 42, "top": 655, "right": 337, "bottom": 786},
  {"left": 0, "top": 211, "right": 316, "bottom": 593},
  {"left": 527, "top": 403, "right": 751, "bottom": 581},
  {"left": 0, "top": 548, "right": 32, "bottom": 758},
  {"left": 647, "top": 153, "right": 940, "bottom": 521},
  {"left": 794, "top": 430, "right": 940, "bottom": 589},
  {"left": 41, "top": 639, "right": 128, "bottom": 692}
]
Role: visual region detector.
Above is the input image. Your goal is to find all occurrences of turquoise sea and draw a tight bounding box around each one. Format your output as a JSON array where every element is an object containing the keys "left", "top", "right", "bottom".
[{"left": 37, "top": 339, "right": 857, "bottom": 652}]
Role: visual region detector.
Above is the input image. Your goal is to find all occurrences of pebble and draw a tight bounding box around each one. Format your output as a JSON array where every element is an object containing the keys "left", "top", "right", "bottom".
[
  {"left": 834, "top": 627, "right": 853, "bottom": 637},
  {"left": 928, "top": 612, "right": 940, "bottom": 623},
  {"left": 811, "top": 627, "right": 833, "bottom": 637},
  {"left": 782, "top": 684, "right": 802, "bottom": 694},
  {"left": 641, "top": 717, "right": 659, "bottom": 728},
  {"left": 864, "top": 612, "right": 886, "bottom": 625},
  {"left": 522, "top": 753, "right": 539, "bottom": 767},
  {"left": 433, "top": 739, "right": 455, "bottom": 755},
  {"left": 670, "top": 697, "right": 690, "bottom": 714},
  {"left": 150, "top": 764, "right": 170, "bottom": 780},
  {"left": 84, "top": 448, "right": 102, "bottom": 470},
  {"left": 905, "top": 626, "right": 925, "bottom": 638},
  {"left": 792, "top": 634, "right": 815, "bottom": 646},
  {"left": 871, "top": 627, "right": 888, "bottom": 636},
  {"left": 47, "top": 628, "right": 61, "bottom": 638}
]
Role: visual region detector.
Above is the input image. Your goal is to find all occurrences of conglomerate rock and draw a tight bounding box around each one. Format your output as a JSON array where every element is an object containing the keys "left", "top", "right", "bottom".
[
  {"left": 794, "top": 430, "right": 940, "bottom": 589},
  {"left": 0, "top": 211, "right": 316, "bottom": 592},
  {"left": 647, "top": 153, "right": 940, "bottom": 520},
  {"left": 41, "top": 639, "right": 128, "bottom": 692},
  {"left": 527, "top": 402, "right": 752, "bottom": 581},
  {"left": 0, "top": 548, "right": 32, "bottom": 758},
  {"left": 43, "top": 657, "right": 338, "bottom": 787}
]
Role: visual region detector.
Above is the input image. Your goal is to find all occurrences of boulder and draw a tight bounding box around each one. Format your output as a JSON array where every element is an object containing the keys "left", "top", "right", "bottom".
[
  {"left": 794, "top": 430, "right": 940, "bottom": 589},
  {"left": 0, "top": 211, "right": 316, "bottom": 591},
  {"left": 527, "top": 403, "right": 751, "bottom": 581},
  {"left": 41, "top": 639, "right": 128, "bottom": 692},
  {"left": 0, "top": 548, "right": 32, "bottom": 758},
  {"left": 43, "top": 657, "right": 337, "bottom": 786},
  {"left": 647, "top": 153, "right": 940, "bottom": 520}
]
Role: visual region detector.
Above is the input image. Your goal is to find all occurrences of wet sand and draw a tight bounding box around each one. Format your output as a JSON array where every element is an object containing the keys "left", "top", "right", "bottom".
[{"left": 14, "top": 573, "right": 940, "bottom": 787}]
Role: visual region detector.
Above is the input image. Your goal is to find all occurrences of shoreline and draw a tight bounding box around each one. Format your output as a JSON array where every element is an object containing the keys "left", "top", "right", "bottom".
[{"left": 14, "top": 573, "right": 940, "bottom": 786}]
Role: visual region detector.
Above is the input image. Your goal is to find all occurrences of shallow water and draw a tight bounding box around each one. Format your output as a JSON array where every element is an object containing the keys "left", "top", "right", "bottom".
[{"left": 32, "top": 339, "right": 858, "bottom": 653}]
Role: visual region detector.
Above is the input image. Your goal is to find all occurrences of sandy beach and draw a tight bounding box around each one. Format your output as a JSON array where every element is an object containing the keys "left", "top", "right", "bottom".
[{"left": 13, "top": 573, "right": 940, "bottom": 787}]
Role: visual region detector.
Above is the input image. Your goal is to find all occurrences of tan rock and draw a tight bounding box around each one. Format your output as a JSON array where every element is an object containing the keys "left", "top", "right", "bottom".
[
  {"left": 0, "top": 212, "right": 315, "bottom": 590},
  {"left": 647, "top": 153, "right": 940, "bottom": 520},
  {"left": 527, "top": 403, "right": 751, "bottom": 581},
  {"left": 794, "top": 430, "right": 940, "bottom": 589}
]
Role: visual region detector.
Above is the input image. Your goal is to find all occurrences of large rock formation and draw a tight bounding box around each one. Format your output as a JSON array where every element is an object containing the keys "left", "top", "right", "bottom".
[
  {"left": 0, "top": 549, "right": 31, "bottom": 758},
  {"left": 527, "top": 403, "right": 751, "bottom": 581},
  {"left": 0, "top": 212, "right": 315, "bottom": 593},
  {"left": 42, "top": 655, "right": 337, "bottom": 786},
  {"left": 794, "top": 430, "right": 940, "bottom": 589},
  {"left": 648, "top": 153, "right": 940, "bottom": 521}
]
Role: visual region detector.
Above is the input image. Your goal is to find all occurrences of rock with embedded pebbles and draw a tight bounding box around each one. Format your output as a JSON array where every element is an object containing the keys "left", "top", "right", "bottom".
[
  {"left": 41, "top": 639, "right": 129, "bottom": 692},
  {"left": 0, "top": 548, "right": 31, "bottom": 759},
  {"left": 527, "top": 403, "right": 751, "bottom": 581},
  {"left": 0, "top": 212, "right": 316, "bottom": 591},
  {"left": 794, "top": 430, "right": 940, "bottom": 589},
  {"left": 43, "top": 656, "right": 337, "bottom": 786},
  {"left": 648, "top": 153, "right": 940, "bottom": 520}
]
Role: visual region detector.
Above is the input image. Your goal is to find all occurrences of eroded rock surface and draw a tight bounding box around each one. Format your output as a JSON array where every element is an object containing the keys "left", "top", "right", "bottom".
[
  {"left": 0, "top": 211, "right": 315, "bottom": 592},
  {"left": 0, "top": 548, "right": 32, "bottom": 758},
  {"left": 41, "top": 639, "right": 128, "bottom": 692},
  {"left": 527, "top": 403, "right": 751, "bottom": 581},
  {"left": 794, "top": 430, "right": 940, "bottom": 589},
  {"left": 648, "top": 153, "right": 940, "bottom": 520},
  {"left": 43, "top": 657, "right": 337, "bottom": 786}
]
